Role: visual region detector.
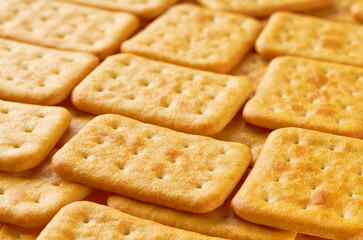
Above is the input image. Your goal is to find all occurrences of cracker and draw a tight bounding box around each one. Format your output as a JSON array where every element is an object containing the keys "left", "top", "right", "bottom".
[
  {"left": 0, "top": 39, "right": 98, "bottom": 105},
  {"left": 0, "top": 223, "right": 40, "bottom": 240},
  {"left": 212, "top": 111, "right": 270, "bottom": 166},
  {"left": 197, "top": 0, "right": 332, "bottom": 17},
  {"left": 122, "top": 4, "right": 262, "bottom": 73},
  {"left": 107, "top": 178, "right": 296, "bottom": 240},
  {"left": 52, "top": 114, "right": 252, "bottom": 213},
  {"left": 37, "top": 201, "right": 226, "bottom": 240},
  {"left": 0, "top": 100, "right": 70, "bottom": 172},
  {"left": 0, "top": 0, "right": 139, "bottom": 59},
  {"left": 56, "top": 98, "right": 95, "bottom": 148},
  {"left": 72, "top": 54, "right": 253, "bottom": 135},
  {"left": 351, "top": 1, "right": 363, "bottom": 21},
  {"left": 243, "top": 56, "right": 363, "bottom": 138},
  {"left": 256, "top": 11, "right": 363, "bottom": 67},
  {"left": 229, "top": 51, "right": 269, "bottom": 92},
  {"left": 304, "top": 0, "right": 357, "bottom": 23},
  {"left": 58, "top": 0, "right": 179, "bottom": 19},
  {"left": 231, "top": 127, "right": 363, "bottom": 240},
  {"left": 0, "top": 149, "right": 91, "bottom": 228}
]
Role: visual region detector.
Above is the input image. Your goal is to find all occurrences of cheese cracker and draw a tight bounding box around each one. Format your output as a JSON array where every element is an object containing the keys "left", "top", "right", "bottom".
[
  {"left": 0, "top": 0, "right": 139, "bottom": 59},
  {"left": 232, "top": 127, "right": 363, "bottom": 240},
  {"left": 256, "top": 11, "right": 363, "bottom": 67},
  {"left": 0, "top": 100, "right": 70, "bottom": 172},
  {"left": 122, "top": 4, "right": 262, "bottom": 73},
  {"left": 72, "top": 54, "right": 253, "bottom": 135},
  {"left": 52, "top": 114, "right": 252, "bottom": 213},
  {"left": 243, "top": 57, "right": 363, "bottom": 138},
  {"left": 0, "top": 39, "right": 98, "bottom": 105},
  {"left": 37, "top": 201, "right": 226, "bottom": 240}
]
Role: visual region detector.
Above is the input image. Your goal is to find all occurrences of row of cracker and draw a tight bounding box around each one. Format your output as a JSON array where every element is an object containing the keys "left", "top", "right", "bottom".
[
  {"left": 1, "top": 100, "right": 361, "bottom": 239},
  {"left": 0, "top": 0, "right": 362, "bottom": 239}
]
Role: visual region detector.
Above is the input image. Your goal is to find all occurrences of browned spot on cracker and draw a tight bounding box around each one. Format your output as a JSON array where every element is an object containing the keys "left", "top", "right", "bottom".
[
  {"left": 307, "top": 74, "right": 328, "bottom": 88},
  {"left": 290, "top": 104, "right": 305, "bottom": 112},
  {"left": 315, "top": 108, "right": 336, "bottom": 116},
  {"left": 318, "top": 38, "right": 342, "bottom": 49}
]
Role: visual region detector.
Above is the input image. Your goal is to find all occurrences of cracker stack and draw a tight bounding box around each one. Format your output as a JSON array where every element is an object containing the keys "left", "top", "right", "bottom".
[{"left": 0, "top": 0, "right": 362, "bottom": 239}]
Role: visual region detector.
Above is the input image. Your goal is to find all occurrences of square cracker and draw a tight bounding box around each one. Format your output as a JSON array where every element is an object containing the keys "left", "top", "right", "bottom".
[
  {"left": 58, "top": 0, "right": 179, "bottom": 19},
  {"left": 243, "top": 56, "right": 363, "bottom": 138},
  {"left": 0, "top": 150, "right": 91, "bottom": 228},
  {"left": 256, "top": 11, "right": 363, "bottom": 67},
  {"left": 122, "top": 4, "right": 262, "bottom": 73},
  {"left": 37, "top": 201, "right": 226, "bottom": 240},
  {"left": 304, "top": 0, "right": 357, "bottom": 23},
  {"left": 107, "top": 179, "right": 296, "bottom": 240},
  {"left": 0, "top": 100, "right": 70, "bottom": 172},
  {"left": 231, "top": 127, "right": 363, "bottom": 240},
  {"left": 0, "top": 39, "right": 99, "bottom": 105},
  {"left": 72, "top": 54, "right": 253, "bottom": 135},
  {"left": 0, "top": 223, "right": 40, "bottom": 240},
  {"left": 197, "top": 0, "right": 332, "bottom": 17},
  {"left": 0, "top": 0, "right": 139, "bottom": 59},
  {"left": 52, "top": 114, "right": 252, "bottom": 213}
]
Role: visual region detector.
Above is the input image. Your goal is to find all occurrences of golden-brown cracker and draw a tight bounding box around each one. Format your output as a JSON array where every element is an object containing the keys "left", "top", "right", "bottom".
[
  {"left": 122, "top": 4, "right": 262, "bottom": 73},
  {"left": 0, "top": 0, "right": 139, "bottom": 59},
  {"left": 0, "top": 100, "right": 70, "bottom": 172},
  {"left": 229, "top": 51, "right": 269, "bottom": 91},
  {"left": 0, "top": 39, "right": 98, "bottom": 105},
  {"left": 72, "top": 54, "right": 253, "bottom": 135},
  {"left": 58, "top": 0, "right": 179, "bottom": 19},
  {"left": 107, "top": 175, "right": 296, "bottom": 240},
  {"left": 351, "top": 1, "right": 363, "bottom": 21},
  {"left": 0, "top": 150, "right": 91, "bottom": 228},
  {"left": 212, "top": 112, "right": 270, "bottom": 166},
  {"left": 305, "top": 0, "right": 357, "bottom": 23},
  {"left": 243, "top": 56, "right": 363, "bottom": 138},
  {"left": 256, "top": 11, "right": 363, "bottom": 67},
  {"left": 37, "top": 201, "right": 227, "bottom": 240},
  {"left": 295, "top": 234, "right": 331, "bottom": 240},
  {"left": 197, "top": 0, "right": 332, "bottom": 17},
  {"left": 56, "top": 98, "right": 95, "bottom": 148},
  {"left": 52, "top": 114, "right": 252, "bottom": 213},
  {"left": 231, "top": 127, "right": 363, "bottom": 240},
  {"left": 0, "top": 223, "right": 41, "bottom": 240}
]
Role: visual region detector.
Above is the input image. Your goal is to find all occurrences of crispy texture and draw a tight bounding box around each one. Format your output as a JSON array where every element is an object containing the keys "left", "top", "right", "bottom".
[
  {"left": 256, "top": 11, "right": 363, "bottom": 67},
  {"left": 58, "top": 0, "right": 179, "bottom": 19},
  {"left": 122, "top": 4, "right": 262, "bottom": 73},
  {"left": 52, "top": 114, "right": 252, "bottom": 213},
  {"left": 0, "top": 100, "right": 70, "bottom": 172},
  {"left": 0, "top": 0, "right": 139, "bottom": 59},
  {"left": 231, "top": 127, "right": 363, "bottom": 240},
  {"left": 305, "top": 0, "right": 357, "bottom": 23},
  {"left": 212, "top": 112, "right": 270, "bottom": 166},
  {"left": 0, "top": 223, "right": 41, "bottom": 240},
  {"left": 56, "top": 98, "right": 95, "bottom": 148},
  {"left": 37, "top": 202, "right": 226, "bottom": 240},
  {"left": 351, "top": 1, "right": 363, "bottom": 21},
  {"left": 107, "top": 176, "right": 296, "bottom": 240},
  {"left": 0, "top": 39, "right": 98, "bottom": 105},
  {"left": 72, "top": 54, "right": 253, "bottom": 135},
  {"left": 0, "top": 150, "right": 91, "bottom": 228},
  {"left": 197, "top": 0, "right": 332, "bottom": 17},
  {"left": 230, "top": 52, "right": 269, "bottom": 91},
  {"left": 243, "top": 57, "right": 363, "bottom": 138}
]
